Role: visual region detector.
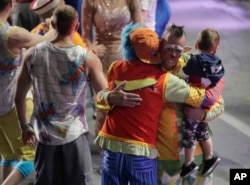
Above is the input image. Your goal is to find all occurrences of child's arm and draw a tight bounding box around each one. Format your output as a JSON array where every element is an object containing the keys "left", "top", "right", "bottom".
[
  {"left": 184, "top": 96, "right": 225, "bottom": 122},
  {"left": 202, "top": 77, "right": 225, "bottom": 107}
]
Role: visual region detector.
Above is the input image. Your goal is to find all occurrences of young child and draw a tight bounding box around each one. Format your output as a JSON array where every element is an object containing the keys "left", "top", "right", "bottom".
[
  {"left": 179, "top": 28, "right": 225, "bottom": 178},
  {"left": 94, "top": 23, "right": 221, "bottom": 185}
]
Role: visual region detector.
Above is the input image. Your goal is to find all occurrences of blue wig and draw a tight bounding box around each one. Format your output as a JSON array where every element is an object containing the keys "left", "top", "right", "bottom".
[{"left": 119, "top": 23, "right": 142, "bottom": 61}]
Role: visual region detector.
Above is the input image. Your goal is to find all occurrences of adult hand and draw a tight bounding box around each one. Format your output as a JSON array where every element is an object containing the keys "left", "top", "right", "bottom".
[
  {"left": 184, "top": 106, "right": 205, "bottom": 121},
  {"left": 21, "top": 126, "right": 36, "bottom": 147},
  {"left": 92, "top": 41, "right": 107, "bottom": 57},
  {"left": 108, "top": 81, "right": 142, "bottom": 107}
]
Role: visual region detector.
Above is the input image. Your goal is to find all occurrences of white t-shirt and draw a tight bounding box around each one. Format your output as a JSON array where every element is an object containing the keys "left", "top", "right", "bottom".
[
  {"left": 141, "top": 0, "right": 157, "bottom": 30},
  {"left": 28, "top": 41, "right": 90, "bottom": 145}
]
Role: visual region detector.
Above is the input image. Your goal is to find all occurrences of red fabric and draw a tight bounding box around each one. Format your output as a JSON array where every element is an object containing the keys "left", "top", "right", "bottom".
[
  {"left": 204, "top": 77, "right": 225, "bottom": 107},
  {"left": 101, "top": 60, "right": 167, "bottom": 146}
]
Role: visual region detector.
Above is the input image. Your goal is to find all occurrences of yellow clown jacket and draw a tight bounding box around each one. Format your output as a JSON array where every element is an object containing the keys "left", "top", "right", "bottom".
[{"left": 157, "top": 55, "right": 225, "bottom": 185}]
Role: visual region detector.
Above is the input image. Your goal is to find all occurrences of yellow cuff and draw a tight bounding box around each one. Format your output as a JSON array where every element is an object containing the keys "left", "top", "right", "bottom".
[
  {"left": 96, "top": 89, "right": 112, "bottom": 111},
  {"left": 185, "top": 87, "right": 205, "bottom": 108}
]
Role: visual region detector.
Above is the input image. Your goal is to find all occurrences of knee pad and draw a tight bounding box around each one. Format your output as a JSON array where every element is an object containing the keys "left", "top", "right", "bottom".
[
  {"left": 0, "top": 159, "right": 18, "bottom": 167},
  {"left": 15, "top": 160, "right": 34, "bottom": 178}
]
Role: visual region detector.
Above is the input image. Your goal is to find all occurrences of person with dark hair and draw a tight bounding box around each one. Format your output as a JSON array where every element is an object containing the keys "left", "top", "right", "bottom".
[
  {"left": 14, "top": 4, "right": 102, "bottom": 185},
  {"left": 94, "top": 23, "right": 223, "bottom": 185},
  {"left": 30, "top": 0, "right": 87, "bottom": 48},
  {"left": 96, "top": 24, "right": 225, "bottom": 185},
  {"left": 157, "top": 24, "right": 224, "bottom": 185},
  {"left": 14, "top": 4, "right": 142, "bottom": 185},
  {"left": 12, "top": 0, "right": 41, "bottom": 31},
  {"left": 0, "top": 0, "right": 55, "bottom": 184}
]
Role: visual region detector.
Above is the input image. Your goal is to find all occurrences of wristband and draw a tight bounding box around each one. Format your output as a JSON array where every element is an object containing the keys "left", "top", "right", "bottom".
[{"left": 20, "top": 123, "right": 31, "bottom": 130}]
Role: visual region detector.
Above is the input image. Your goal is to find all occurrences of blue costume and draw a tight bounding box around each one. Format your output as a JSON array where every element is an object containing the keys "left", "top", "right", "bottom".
[{"left": 155, "top": 0, "right": 171, "bottom": 38}]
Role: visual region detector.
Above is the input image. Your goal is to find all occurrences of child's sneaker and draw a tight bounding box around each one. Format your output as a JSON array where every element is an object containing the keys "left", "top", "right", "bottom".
[
  {"left": 202, "top": 155, "right": 221, "bottom": 176},
  {"left": 180, "top": 162, "right": 198, "bottom": 178}
]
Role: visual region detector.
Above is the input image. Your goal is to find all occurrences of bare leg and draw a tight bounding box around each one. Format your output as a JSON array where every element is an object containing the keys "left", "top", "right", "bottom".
[
  {"left": 181, "top": 146, "right": 199, "bottom": 178},
  {"left": 1, "top": 168, "right": 25, "bottom": 185},
  {"left": 200, "top": 138, "right": 213, "bottom": 159},
  {"left": 184, "top": 147, "right": 195, "bottom": 165},
  {"left": 1, "top": 166, "right": 13, "bottom": 181},
  {"left": 200, "top": 138, "right": 221, "bottom": 176}
]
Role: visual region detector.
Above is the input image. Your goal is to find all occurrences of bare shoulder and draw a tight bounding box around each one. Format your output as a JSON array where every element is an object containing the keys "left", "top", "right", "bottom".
[
  {"left": 85, "top": 50, "right": 102, "bottom": 68},
  {"left": 85, "top": 50, "right": 103, "bottom": 78}
]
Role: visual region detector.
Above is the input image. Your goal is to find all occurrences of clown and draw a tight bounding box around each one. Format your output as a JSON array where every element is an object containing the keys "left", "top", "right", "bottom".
[{"left": 94, "top": 23, "right": 222, "bottom": 185}]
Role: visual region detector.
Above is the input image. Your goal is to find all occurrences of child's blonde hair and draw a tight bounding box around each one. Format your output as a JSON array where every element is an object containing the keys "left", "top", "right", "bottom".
[{"left": 195, "top": 28, "right": 220, "bottom": 53}]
